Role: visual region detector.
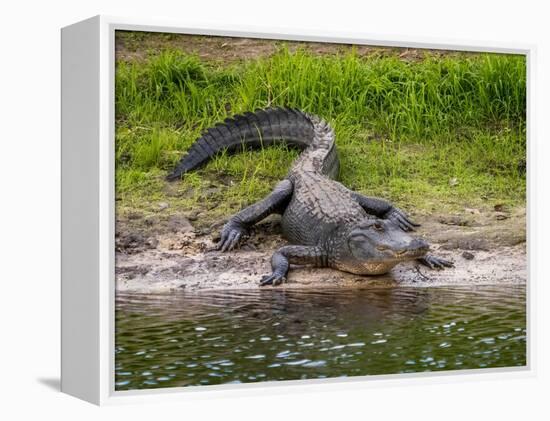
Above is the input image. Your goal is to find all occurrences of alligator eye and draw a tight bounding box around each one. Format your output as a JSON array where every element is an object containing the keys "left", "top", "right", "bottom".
[{"left": 372, "top": 222, "right": 384, "bottom": 231}]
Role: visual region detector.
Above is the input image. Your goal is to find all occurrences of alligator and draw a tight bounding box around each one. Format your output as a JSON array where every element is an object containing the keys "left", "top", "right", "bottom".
[{"left": 167, "top": 107, "right": 453, "bottom": 286}]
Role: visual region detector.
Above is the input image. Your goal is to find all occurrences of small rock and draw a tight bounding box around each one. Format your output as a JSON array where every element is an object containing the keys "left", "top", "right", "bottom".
[
  {"left": 462, "top": 251, "right": 475, "bottom": 260},
  {"left": 116, "top": 232, "right": 149, "bottom": 252},
  {"left": 438, "top": 215, "right": 471, "bottom": 226},
  {"left": 449, "top": 178, "right": 459, "bottom": 187},
  {"left": 158, "top": 202, "right": 169, "bottom": 210},
  {"left": 127, "top": 212, "right": 141, "bottom": 220},
  {"left": 144, "top": 216, "right": 158, "bottom": 226},
  {"left": 495, "top": 212, "right": 509, "bottom": 220},
  {"left": 146, "top": 237, "right": 159, "bottom": 248},
  {"left": 440, "top": 238, "right": 489, "bottom": 251}
]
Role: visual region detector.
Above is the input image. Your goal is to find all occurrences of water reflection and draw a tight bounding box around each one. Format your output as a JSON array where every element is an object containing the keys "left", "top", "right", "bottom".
[{"left": 115, "top": 286, "right": 526, "bottom": 390}]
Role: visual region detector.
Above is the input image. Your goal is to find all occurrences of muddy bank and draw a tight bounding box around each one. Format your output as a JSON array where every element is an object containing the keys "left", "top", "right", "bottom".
[{"left": 115, "top": 206, "right": 526, "bottom": 293}]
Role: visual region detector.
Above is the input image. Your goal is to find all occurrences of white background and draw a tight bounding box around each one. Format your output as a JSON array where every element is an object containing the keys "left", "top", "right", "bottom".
[{"left": 1, "top": 0, "right": 548, "bottom": 419}]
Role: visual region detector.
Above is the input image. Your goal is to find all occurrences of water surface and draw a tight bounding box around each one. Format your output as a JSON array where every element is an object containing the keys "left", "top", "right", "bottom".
[{"left": 115, "top": 285, "right": 526, "bottom": 390}]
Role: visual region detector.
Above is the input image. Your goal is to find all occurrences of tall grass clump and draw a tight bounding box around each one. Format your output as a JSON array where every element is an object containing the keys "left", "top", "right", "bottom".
[{"left": 115, "top": 45, "right": 526, "bottom": 219}]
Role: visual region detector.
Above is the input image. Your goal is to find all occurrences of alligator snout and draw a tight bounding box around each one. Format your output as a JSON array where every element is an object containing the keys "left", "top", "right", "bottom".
[
  {"left": 402, "top": 238, "right": 430, "bottom": 256},
  {"left": 411, "top": 238, "right": 429, "bottom": 251},
  {"left": 385, "top": 238, "right": 429, "bottom": 257},
  {"left": 376, "top": 238, "right": 428, "bottom": 252}
]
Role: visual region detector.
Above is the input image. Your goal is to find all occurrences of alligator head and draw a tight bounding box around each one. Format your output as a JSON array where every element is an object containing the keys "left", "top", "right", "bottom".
[{"left": 339, "top": 217, "right": 429, "bottom": 275}]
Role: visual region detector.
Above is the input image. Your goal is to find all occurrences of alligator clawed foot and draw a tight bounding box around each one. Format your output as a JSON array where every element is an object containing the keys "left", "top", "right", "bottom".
[
  {"left": 386, "top": 208, "right": 421, "bottom": 232},
  {"left": 216, "top": 223, "right": 246, "bottom": 252},
  {"left": 418, "top": 254, "right": 454, "bottom": 270},
  {"left": 259, "top": 272, "right": 286, "bottom": 287}
]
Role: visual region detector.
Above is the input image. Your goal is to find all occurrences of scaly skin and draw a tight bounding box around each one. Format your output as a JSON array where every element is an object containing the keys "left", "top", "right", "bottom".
[{"left": 168, "top": 107, "right": 453, "bottom": 286}]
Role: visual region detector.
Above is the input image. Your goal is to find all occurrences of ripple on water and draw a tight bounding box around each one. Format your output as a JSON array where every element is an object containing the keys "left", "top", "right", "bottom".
[
  {"left": 285, "top": 359, "right": 311, "bottom": 366},
  {"left": 115, "top": 285, "right": 526, "bottom": 390},
  {"left": 245, "top": 354, "right": 266, "bottom": 360}
]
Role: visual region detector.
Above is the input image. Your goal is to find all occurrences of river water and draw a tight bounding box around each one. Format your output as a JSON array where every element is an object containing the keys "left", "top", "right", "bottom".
[{"left": 115, "top": 285, "right": 526, "bottom": 390}]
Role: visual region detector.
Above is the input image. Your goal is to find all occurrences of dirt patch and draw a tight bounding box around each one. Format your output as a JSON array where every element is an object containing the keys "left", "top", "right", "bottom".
[
  {"left": 115, "top": 31, "right": 479, "bottom": 64},
  {"left": 115, "top": 206, "right": 526, "bottom": 293}
]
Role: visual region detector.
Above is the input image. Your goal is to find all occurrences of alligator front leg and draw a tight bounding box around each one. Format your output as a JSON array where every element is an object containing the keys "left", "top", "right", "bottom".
[
  {"left": 418, "top": 254, "right": 454, "bottom": 270},
  {"left": 217, "top": 179, "right": 293, "bottom": 252},
  {"left": 350, "top": 192, "right": 420, "bottom": 232},
  {"left": 260, "top": 245, "right": 328, "bottom": 286}
]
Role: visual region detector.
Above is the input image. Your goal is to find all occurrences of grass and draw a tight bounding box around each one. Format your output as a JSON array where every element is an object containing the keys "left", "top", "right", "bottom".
[{"left": 115, "top": 41, "right": 526, "bottom": 224}]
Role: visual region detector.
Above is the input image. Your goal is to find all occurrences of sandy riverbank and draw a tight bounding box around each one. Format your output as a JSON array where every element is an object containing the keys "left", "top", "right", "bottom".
[{"left": 115, "top": 206, "right": 526, "bottom": 293}]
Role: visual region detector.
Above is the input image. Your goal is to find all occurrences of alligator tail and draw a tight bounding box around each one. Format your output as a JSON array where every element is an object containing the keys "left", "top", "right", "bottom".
[{"left": 166, "top": 107, "right": 319, "bottom": 181}]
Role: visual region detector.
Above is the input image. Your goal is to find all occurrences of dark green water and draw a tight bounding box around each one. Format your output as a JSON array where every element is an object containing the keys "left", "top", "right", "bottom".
[{"left": 115, "top": 285, "right": 526, "bottom": 390}]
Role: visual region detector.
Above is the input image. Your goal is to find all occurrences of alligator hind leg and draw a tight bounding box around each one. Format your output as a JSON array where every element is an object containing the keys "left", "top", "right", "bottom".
[
  {"left": 217, "top": 179, "right": 293, "bottom": 252},
  {"left": 350, "top": 192, "right": 420, "bottom": 232},
  {"left": 418, "top": 254, "right": 454, "bottom": 270},
  {"left": 260, "top": 245, "right": 328, "bottom": 286}
]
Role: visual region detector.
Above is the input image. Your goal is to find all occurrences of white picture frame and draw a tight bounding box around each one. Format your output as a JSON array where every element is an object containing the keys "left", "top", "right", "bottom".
[{"left": 61, "top": 15, "right": 534, "bottom": 406}]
